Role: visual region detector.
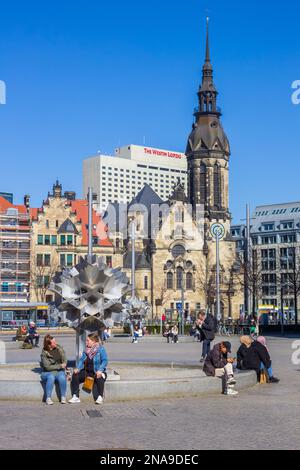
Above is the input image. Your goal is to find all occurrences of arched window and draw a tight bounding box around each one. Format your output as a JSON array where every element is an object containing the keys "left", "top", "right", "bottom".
[
  {"left": 200, "top": 163, "right": 207, "bottom": 204},
  {"left": 214, "top": 164, "right": 222, "bottom": 209},
  {"left": 144, "top": 276, "right": 148, "bottom": 290},
  {"left": 176, "top": 267, "right": 184, "bottom": 290},
  {"left": 186, "top": 272, "right": 193, "bottom": 290},
  {"left": 175, "top": 209, "right": 184, "bottom": 223},
  {"left": 172, "top": 244, "right": 186, "bottom": 259},
  {"left": 167, "top": 272, "right": 173, "bottom": 290}
]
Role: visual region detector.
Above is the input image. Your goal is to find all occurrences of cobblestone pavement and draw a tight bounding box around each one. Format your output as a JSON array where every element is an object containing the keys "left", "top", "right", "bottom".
[{"left": 0, "top": 336, "right": 300, "bottom": 450}]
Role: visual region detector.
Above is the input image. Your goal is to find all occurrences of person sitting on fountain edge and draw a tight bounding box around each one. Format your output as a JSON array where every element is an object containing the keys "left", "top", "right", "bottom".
[
  {"left": 69, "top": 332, "right": 108, "bottom": 405},
  {"left": 203, "top": 341, "right": 238, "bottom": 396}
]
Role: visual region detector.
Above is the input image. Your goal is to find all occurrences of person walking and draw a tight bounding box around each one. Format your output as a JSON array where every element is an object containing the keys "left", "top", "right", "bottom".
[
  {"left": 197, "top": 310, "right": 216, "bottom": 362},
  {"left": 69, "top": 333, "right": 108, "bottom": 405},
  {"left": 40, "top": 334, "right": 68, "bottom": 405}
]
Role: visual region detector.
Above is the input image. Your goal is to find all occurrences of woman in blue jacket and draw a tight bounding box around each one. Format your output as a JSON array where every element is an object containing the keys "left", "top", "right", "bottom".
[{"left": 69, "top": 332, "right": 108, "bottom": 405}]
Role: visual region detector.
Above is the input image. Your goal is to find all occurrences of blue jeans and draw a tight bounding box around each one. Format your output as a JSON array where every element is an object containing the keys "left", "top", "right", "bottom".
[
  {"left": 260, "top": 362, "right": 273, "bottom": 378},
  {"left": 41, "top": 371, "right": 67, "bottom": 399},
  {"left": 202, "top": 339, "right": 211, "bottom": 358}
]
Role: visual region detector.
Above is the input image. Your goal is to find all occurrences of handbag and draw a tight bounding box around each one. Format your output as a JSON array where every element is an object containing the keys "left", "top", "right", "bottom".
[
  {"left": 82, "top": 375, "right": 94, "bottom": 393},
  {"left": 82, "top": 359, "right": 94, "bottom": 393},
  {"left": 259, "top": 368, "right": 269, "bottom": 384}
]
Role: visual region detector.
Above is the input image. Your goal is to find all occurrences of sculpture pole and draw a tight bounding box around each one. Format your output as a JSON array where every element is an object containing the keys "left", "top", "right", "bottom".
[
  {"left": 131, "top": 219, "right": 135, "bottom": 300},
  {"left": 76, "top": 187, "right": 93, "bottom": 363},
  {"left": 87, "top": 187, "right": 93, "bottom": 263}
]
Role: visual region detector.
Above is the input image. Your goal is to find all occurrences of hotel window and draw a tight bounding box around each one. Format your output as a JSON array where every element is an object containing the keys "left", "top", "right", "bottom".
[
  {"left": 262, "top": 224, "right": 274, "bottom": 232},
  {"left": 60, "top": 254, "right": 65, "bottom": 267},
  {"left": 67, "top": 235, "right": 73, "bottom": 246},
  {"left": 60, "top": 235, "right": 66, "bottom": 246},
  {"left": 37, "top": 235, "right": 43, "bottom": 245},
  {"left": 44, "top": 235, "right": 50, "bottom": 246},
  {"left": 51, "top": 235, "right": 57, "bottom": 245}
]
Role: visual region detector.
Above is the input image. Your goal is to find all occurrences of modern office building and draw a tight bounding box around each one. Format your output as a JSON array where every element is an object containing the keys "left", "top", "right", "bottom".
[
  {"left": 83, "top": 144, "right": 188, "bottom": 213},
  {"left": 231, "top": 202, "right": 300, "bottom": 321}
]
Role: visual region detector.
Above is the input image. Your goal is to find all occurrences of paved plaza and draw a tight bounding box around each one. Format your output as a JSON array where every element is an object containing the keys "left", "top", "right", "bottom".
[{"left": 0, "top": 334, "right": 300, "bottom": 450}]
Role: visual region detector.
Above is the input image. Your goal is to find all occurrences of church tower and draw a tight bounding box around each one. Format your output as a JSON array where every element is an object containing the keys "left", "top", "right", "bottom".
[{"left": 186, "top": 19, "right": 231, "bottom": 223}]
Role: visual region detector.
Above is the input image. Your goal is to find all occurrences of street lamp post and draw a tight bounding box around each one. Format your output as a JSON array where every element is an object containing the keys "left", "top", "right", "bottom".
[
  {"left": 181, "top": 283, "right": 185, "bottom": 336},
  {"left": 210, "top": 224, "right": 225, "bottom": 320},
  {"left": 280, "top": 285, "right": 285, "bottom": 337}
]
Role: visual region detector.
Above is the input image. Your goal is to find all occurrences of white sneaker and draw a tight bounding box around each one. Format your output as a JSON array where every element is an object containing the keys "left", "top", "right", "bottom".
[
  {"left": 227, "top": 377, "right": 236, "bottom": 385},
  {"left": 95, "top": 395, "right": 103, "bottom": 405},
  {"left": 224, "top": 388, "right": 239, "bottom": 396},
  {"left": 61, "top": 396, "right": 67, "bottom": 404},
  {"left": 46, "top": 398, "right": 54, "bottom": 405},
  {"left": 68, "top": 395, "right": 81, "bottom": 404}
]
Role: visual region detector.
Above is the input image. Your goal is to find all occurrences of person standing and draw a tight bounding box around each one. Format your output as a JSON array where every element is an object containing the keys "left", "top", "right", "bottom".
[
  {"left": 197, "top": 310, "right": 216, "bottom": 362},
  {"left": 40, "top": 334, "right": 68, "bottom": 405},
  {"left": 69, "top": 333, "right": 108, "bottom": 404}
]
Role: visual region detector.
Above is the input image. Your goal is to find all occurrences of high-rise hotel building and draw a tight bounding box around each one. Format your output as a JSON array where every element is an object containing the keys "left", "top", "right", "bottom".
[{"left": 83, "top": 144, "right": 187, "bottom": 212}]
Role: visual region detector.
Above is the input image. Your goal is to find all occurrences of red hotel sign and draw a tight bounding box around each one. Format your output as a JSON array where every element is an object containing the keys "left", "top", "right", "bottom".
[{"left": 143, "top": 147, "right": 183, "bottom": 159}]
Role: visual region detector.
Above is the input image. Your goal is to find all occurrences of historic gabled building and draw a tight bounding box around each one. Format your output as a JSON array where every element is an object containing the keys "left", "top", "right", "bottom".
[{"left": 30, "top": 181, "right": 113, "bottom": 303}]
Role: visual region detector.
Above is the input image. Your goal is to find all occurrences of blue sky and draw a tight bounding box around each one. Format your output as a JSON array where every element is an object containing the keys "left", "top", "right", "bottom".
[{"left": 0, "top": 0, "right": 299, "bottom": 223}]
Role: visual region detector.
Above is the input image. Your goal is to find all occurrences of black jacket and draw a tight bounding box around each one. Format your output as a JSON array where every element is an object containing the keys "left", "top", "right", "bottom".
[
  {"left": 199, "top": 314, "right": 216, "bottom": 341},
  {"left": 203, "top": 343, "right": 228, "bottom": 376},
  {"left": 237, "top": 344, "right": 249, "bottom": 370},
  {"left": 243, "top": 341, "right": 271, "bottom": 374}
]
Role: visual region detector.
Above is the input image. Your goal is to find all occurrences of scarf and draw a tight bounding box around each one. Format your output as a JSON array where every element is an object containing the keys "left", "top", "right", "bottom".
[
  {"left": 86, "top": 343, "right": 100, "bottom": 360},
  {"left": 257, "top": 336, "right": 269, "bottom": 351}
]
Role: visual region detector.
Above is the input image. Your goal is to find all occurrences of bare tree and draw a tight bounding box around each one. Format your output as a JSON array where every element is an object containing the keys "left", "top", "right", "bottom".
[
  {"left": 236, "top": 249, "right": 264, "bottom": 317},
  {"left": 277, "top": 245, "right": 300, "bottom": 325},
  {"left": 31, "top": 261, "right": 60, "bottom": 302},
  {"left": 194, "top": 258, "right": 216, "bottom": 313}
]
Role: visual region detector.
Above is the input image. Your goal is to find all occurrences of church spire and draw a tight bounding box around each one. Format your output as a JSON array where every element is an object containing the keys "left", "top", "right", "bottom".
[
  {"left": 193, "top": 18, "right": 219, "bottom": 117},
  {"left": 205, "top": 17, "right": 211, "bottom": 64},
  {"left": 185, "top": 18, "right": 231, "bottom": 222}
]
